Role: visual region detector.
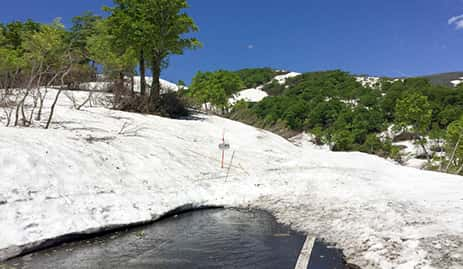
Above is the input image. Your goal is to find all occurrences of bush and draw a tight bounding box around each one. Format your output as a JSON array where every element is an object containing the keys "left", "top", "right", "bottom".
[
  {"left": 157, "top": 92, "right": 189, "bottom": 118},
  {"left": 118, "top": 92, "right": 189, "bottom": 118},
  {"left": 235, "top": 68, "right": 283, "bottom": 89},
  {"left": 332, "top": 129, "right": 355, "bottom": 151}
]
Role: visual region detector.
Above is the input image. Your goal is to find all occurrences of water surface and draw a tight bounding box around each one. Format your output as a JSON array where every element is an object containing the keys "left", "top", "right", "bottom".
[{"left": 4, "top": 209, "right": 346, "bottom": 269}]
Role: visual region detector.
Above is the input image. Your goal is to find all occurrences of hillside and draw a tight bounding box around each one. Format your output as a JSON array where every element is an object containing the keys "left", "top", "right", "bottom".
[
  {"left": 421, "top": 72, "right": 463, "bottom": 87},
  {"left": 0, "top": 89, "right": 462, "bottom": 269}
]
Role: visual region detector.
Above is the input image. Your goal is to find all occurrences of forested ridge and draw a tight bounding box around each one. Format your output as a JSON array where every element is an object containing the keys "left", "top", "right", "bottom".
[{"left": 187, "top": 69, "right": 463, "bottom": 175}]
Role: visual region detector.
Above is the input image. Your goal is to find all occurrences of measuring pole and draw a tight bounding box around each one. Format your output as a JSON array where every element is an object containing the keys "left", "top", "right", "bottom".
[{"left": 221, "top": 131, "right": 225, "bottom": 168}]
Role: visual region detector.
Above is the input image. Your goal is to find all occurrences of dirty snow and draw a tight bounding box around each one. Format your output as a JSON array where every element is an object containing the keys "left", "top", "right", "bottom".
[{"left": 0, "top": 90, "right": 463, "bottom": 269}]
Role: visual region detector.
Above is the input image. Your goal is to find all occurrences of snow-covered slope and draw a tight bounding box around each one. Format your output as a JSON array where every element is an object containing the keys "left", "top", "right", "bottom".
[
  {"left": 229, "top": 86, "right": 268, "bottom": 104},
  {"left": 451, "top": 77, "right": 463, "bottom": 87},
  {"left": 80, "top": 77, "right": 179, "bottom": 93},
  {"left": 1, "top": 90, "right": 463, "bottom": 269},
  {"left": 355, "top": 76, "right": 403, "bottom": 89},
  {"left": 274, "top": 72, "right": 301, "bottom": 84},
  {"left": 133, "top": 76, "right": 179, "bottom": 93},
  {"left": 356, "top": 76, "right": 381, "bottom": 88}
]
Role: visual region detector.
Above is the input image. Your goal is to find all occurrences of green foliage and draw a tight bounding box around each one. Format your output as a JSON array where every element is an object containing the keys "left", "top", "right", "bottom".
[
  {"left": 105, "top": 0, "right": 201, "bottom": 101},
  {"left": 229, "top": 69, "right": 463, "bottom": 165},
  {"left": 1, "top": 20, "right": 41, "bottom": 51},
  {"left": 444, "top": 116, "right": 463, "bottom": 173},
  {"left": 188, "top": 70, "right": 244, "bottom": 109},
  {"left": 0, "top": 46, "right": 23, "bottom": 72},
  {"left": 22, "top": 19, "right": 69, "bottom": 67},
  {"left": 394, "top": 92, "right": 432, "bottom": 135},
  {"left": 70, "top": 11, "right": 102, "bottom": 61},
  {"left": 263, "top": 79, "right": 284, "bottom": 96},
  {"left": 87, "top": 20, "right": 137, "bottom": 76},
  {"left": 234, "top": 68, "right": 282, "bottom": 89},
  {"left": 332, "top": 129, "right": 355, "bottom": 151},
  {"left": 0, "top": 20, "right": 41, "bottom": 73},
  {"left": 360, "top": 134, "right": 385, "bottom": 154}
]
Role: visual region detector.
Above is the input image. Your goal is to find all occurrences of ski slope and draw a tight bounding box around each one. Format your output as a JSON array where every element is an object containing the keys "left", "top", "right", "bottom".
[{"left": 0, "top": 89, "right": 462, "bottom": 269}]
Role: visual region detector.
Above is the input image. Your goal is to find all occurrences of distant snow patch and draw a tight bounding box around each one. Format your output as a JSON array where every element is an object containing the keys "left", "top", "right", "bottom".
[
  {"left": 274, "top": 72, "right": 301, "bottom": 84},
  {"left": 133, "top": 76, "right": 179, "bottom": 93},
  {"left": 450, "top": 77, "right": 463, "bottom": 87},
  {"left": 230, "top": 87, "right": 268, "bottom": 104}
]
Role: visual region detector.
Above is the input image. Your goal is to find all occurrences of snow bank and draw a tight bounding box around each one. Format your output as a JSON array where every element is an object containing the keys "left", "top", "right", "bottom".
[
  {"left": 133, "top": 76, "right": 179, "bottom": 93},
  {"left": 451, "top": 77, "right": 463, "bottom": 87},
  {"left": 0, "top": 89, "right": 463, "bottom": 269},
  {"left": 79, "top": 77, "right": 179, "bottom": 93},
  {"left": 229, "top": 87, "right": 268, "bottom": 104},
  {"left": 356, "top": 76, "right": 381, "bottom": 88},
  {"left": 355, "top": 76, "right": 403, "bottom": 89},
  {"left": 274, "top": 72, "right": 301, "bottom": 84}
]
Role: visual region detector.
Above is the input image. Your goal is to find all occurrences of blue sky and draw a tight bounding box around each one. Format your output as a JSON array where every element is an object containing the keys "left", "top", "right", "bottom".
[{"left": 1, "top": 0, "right": 463, "bottom": 83}]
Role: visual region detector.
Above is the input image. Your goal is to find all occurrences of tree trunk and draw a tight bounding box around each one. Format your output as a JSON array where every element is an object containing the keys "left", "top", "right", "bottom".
[
  {"left": 139, "top": 49, "right": 146, "bottom": 96},
  {"left": 149, "top": 56, "right": 162, "bottom": 109},
  {"left": 419, "top": 141, "right": 430, "bottom": 163},
  {"left": 446, "top": 135, "right": 461, "bottom": 172},
  {"left": 438, "top": 139, "right": 444, "bottom": 172},
  {"left": 457, "top": 163, "right": 463, "bottom": 175},
  {"left": 45, "top": 90, "right": 62, "bottom": 129},
  {"left": 6, "top": 72, "right": 11, "bottom": 92},
  {"left": 36, "top": 89, "right": 48, "bottom": 121},
  {"left": 45, "top": 61, "right": 72, "bottom": 129},
  {"left": 131, "top": 75, "right": 135, "bottom": 96}
]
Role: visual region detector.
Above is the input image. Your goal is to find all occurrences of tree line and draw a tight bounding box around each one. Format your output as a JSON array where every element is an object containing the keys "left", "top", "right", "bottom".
[{"left": 0, "top": 0, "right": 199, "bottom": 128}]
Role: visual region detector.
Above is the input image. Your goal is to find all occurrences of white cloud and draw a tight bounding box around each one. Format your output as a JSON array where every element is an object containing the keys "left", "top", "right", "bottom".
[
  {"left": 448, "top": 14, "right": 463, "bottom": 29},
  {"left": 247, "top": 44, "right": 254, "bottom": 49},
  {"left": 456, "top": 20, "right": 463, "bottom": 29}
]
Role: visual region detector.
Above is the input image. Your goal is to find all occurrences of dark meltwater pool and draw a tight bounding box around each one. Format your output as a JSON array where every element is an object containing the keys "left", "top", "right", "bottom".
[{"left": 3, "top": 209, "right": 347, "bottom": 269}]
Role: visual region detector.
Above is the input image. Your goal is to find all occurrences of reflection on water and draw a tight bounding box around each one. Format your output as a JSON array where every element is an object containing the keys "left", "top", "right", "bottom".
[{"left": 5, "top": 209, "right": 308, "bottom": 269}]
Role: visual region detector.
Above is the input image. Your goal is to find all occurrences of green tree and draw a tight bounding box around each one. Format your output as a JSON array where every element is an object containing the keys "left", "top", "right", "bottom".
[
  {"left": 235, "top": 68, "right": 281, "bottom": 89},
  {"left": 394, "top": 92, "right": 433, "bottom": 161},
  {"left": 70, "top": 11, "right": 102, "bottom": 66},
  {"left": 445, "top": 116, "right": 463, "bottom": 174},
  {"left": 189, "top": 70, "right": 243, "bottom": 112},
  {"left": 87, "top": 20, "right": 137, "bottom": 79},
  {"left": 105, "top": 0, "right": 201, "bottom": 108},
  {"left": 332, "top": 129, "right": 355, "bottom": 151},
  {"left": 1, "top": 20, "right": 41, "bottom": 50},
  {"left": 360, "top": 134, "right": 386, "bottom": 155}
]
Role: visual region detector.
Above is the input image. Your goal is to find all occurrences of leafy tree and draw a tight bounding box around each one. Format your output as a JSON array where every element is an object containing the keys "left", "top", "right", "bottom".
[
  {"left": 332, "top": 129, "right": 355, "bottom": 151},
  {"left": 394, "top": 92, "right": 433, "bottom": 161},
  {"left": 263, "top": 79, "right": 285, "bottom": 96},
  {"left": 70, "top": 11, "right": 102, "bottom": 66},
  {"left": 189, "top": 70, "right": 243, "bottom": 112},
  {"left": 106, "top": 0, "right": 201, "bottom": 107},
  {"left": 445, "top": 116, "right": 463, "bottom": 174},
  {"left": 87, "top": 20, "right": 137, "bottom": 79},
  {"left": 235, "top": 68, "right": 281, "bottom": 89},
  {"left": 1, "top": 20, "right": 41, "bottom": 50},
  {"left": 361, "top": 134, "right": 385, "bottom": 154},
  {"left": 437, "top": 105, "right": 462, "bottom": 127}
]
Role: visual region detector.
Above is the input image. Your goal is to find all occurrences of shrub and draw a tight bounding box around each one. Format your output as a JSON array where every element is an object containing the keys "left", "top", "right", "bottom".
[
  {"left": 118, "top": 92, "right": 189, "bottom": 118},
  {"left": 155, "top": 92, "right": 189, "bottom": 118}
]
